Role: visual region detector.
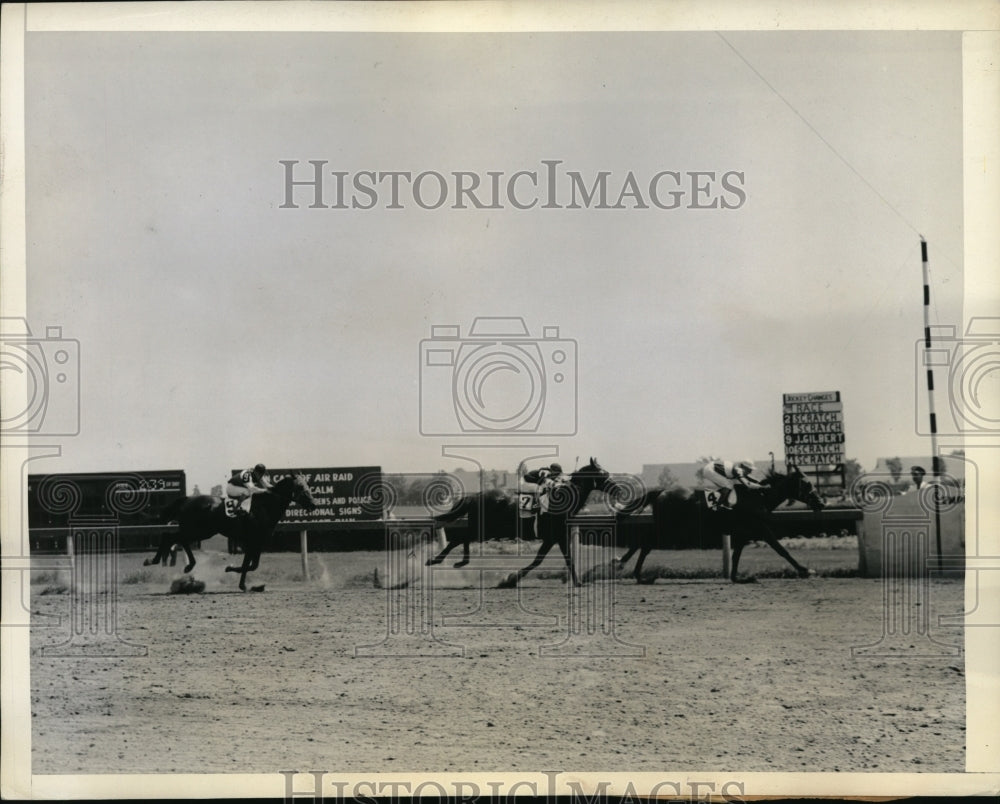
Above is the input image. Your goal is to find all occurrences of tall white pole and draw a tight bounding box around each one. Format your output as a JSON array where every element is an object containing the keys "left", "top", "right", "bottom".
[
  {"left": 920, "top": 237, "right": 943, "bottom": 571},
  {"left": 300, "top": 529, "right": 310, "bottom": 582}
]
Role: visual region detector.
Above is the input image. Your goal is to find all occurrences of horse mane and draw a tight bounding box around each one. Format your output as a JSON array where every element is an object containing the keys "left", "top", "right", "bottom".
[
  {"left": 765, "top": 468, "right": 799, "bottom": 483},
  {"left": 271, "top": 474, "right": 304, "bottom": 492}
]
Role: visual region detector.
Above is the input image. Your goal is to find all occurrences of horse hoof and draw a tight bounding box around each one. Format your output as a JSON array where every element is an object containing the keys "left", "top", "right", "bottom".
[
  {"left": 800, "top": 568, "right": 817, "bottom": 578},
  {"left": 142, "top": 559, "right": 153, "bottom": 566},
  {"left": 453, "top": 560, "right": 469, "bottom": 568},
  {"left": 224, "top": 567, "right": 235, "bottom": 573},
  {"left": 733, "top": 576, "right": 758, "bottom": 584},
  {"left": 425, "top": 558, "right": 442, "bottom": 566},
  {"left": 183, "top": 564, "right": 195, "bottom": 574}
]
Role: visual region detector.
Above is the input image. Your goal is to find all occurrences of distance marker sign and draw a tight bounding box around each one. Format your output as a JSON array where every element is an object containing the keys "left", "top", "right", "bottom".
[{"left": 782, "top": 391, "right": 845, "bottom": 466}]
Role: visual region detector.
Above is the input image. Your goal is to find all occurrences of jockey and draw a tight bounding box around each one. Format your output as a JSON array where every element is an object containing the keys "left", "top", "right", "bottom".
[
  {"left": 697, "top": 458, "right": 764, "bottom": 510},
  {"left": 535, "top": 462, "right": 567, "bottom": 514},
  {"left": 225, "top": 463, "right": 271, "bottom": 517},
  {"left": 543, "top": 462, "right": 566, "bottom": 484}
]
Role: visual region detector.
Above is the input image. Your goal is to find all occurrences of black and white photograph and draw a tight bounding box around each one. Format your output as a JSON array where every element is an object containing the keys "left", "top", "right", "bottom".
[{"left": 1, "top": 2, "right": 998, "bottom": 800}]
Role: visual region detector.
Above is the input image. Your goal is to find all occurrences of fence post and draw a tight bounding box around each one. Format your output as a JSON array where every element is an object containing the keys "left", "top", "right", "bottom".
[
  {"left": 300, "top": 529, "right": 310, "bottom": 582},
  {"left": 66, "top": 532, "right": 75, "bottom": 579}
]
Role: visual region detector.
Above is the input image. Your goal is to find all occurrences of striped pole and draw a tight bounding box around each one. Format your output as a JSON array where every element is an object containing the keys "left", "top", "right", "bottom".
[{"left": 920, "top": 237, "right": 944, "bottom": 571}]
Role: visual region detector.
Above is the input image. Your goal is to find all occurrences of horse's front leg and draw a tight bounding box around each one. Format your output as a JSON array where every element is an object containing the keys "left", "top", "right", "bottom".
[
  {"left": 237, "top": 552, "right": 255, "bottom": 591},
  {"left": 247, "top": 548, "right": 261, "bottom": 572},
  {"left": 224, "top": 551, "right": 253, "bottom": 588}
]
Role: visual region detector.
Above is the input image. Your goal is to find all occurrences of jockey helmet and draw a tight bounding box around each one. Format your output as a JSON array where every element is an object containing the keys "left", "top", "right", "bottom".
[
  {"left": 253, "top": 463, "right": 266, "bottom": 475},
  {"left": 736, "top": 459, "right": 756, "bottom": 477},
  {"left": 549, "top": 463, "right": 563, "bottom": 474}
]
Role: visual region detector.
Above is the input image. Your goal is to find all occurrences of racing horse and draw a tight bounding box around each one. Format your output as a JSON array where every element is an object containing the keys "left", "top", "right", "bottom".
[
  {"left": 425, "top": 487, "right": 522, "bottom": 568},
  {"left": 613, "top": 466, "right": 825, "bottom": 583},
  {"left": 499, "top": 457, "right": 611, "bottom": 588},
  {"left": 144, "top": 475, "right": 317, "bottom": 591}
]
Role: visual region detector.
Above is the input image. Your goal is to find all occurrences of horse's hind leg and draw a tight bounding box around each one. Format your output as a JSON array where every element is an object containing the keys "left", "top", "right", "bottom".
[
  {"left": 512, "top": 539, "right": 555, "bottom": 583},
  {"left": 453, "top": 538, "right": 471, "bottom": 568},
  {"left": 633, "top": 547, "right": 654, "bottom": 583},
  {"left": 143, "top": 533, "right": 172, "bottom": 566},
  {"left": 617, "top": 545, "right": 638, "bottom": 571},
  {"left": 764, "top": 536, "right": 813, "bottom": 578},
  {"left": 181, "top": 543, "right": 196, "bottom": 574}
]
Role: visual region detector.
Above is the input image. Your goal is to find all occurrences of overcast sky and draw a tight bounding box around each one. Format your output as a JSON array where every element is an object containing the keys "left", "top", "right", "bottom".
[{"left": 24, "top": 30, "right": 964, "bottom": 490}]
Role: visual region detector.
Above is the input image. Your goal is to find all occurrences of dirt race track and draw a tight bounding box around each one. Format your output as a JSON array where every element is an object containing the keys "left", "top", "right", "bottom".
[{"left": 29, "top": 546, "right": 965, "bottom": 775}]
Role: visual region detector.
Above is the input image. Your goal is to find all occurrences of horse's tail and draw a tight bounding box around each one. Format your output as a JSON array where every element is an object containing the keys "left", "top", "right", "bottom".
[
  {"left": 615, "top": 487, "right": 662, "bottom": 518},
  {"left": 161, "top": 496, "right": 186, "bottom": 524}
]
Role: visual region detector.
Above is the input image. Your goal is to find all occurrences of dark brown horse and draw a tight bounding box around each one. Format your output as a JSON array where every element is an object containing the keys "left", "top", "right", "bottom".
[
  {"left": 500, "top": 457, "right": 611, "bottom": 588},
  {"left": 144, "top": 475, "right": 316, "bottom": 591},
  {"left": 425, "top": 487, "right": 523, "bottom": 568},
  {"left": 613, "top": 467, "right": 825, "bottom": 583}
]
